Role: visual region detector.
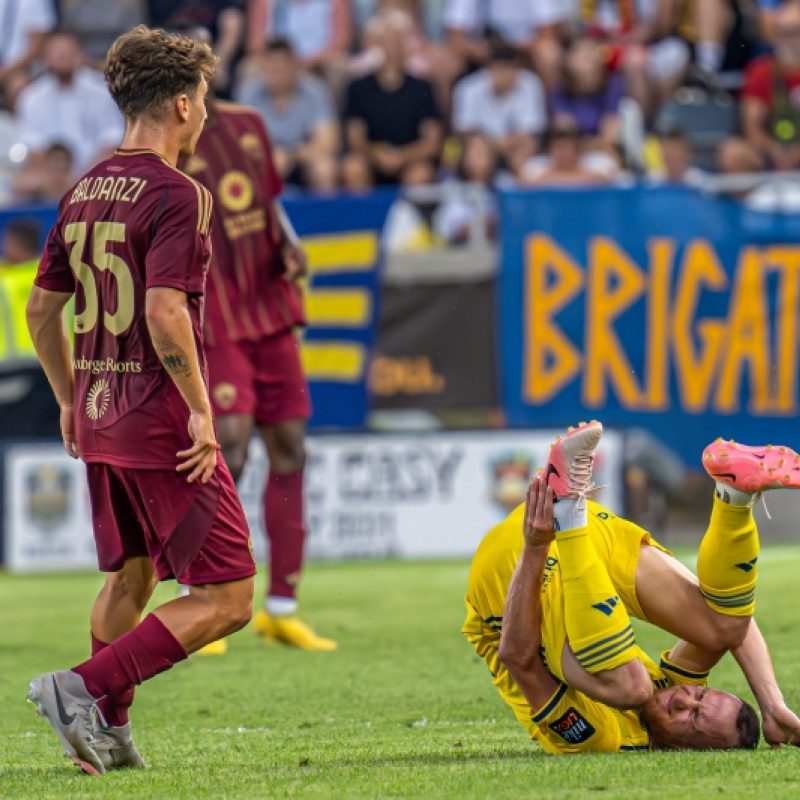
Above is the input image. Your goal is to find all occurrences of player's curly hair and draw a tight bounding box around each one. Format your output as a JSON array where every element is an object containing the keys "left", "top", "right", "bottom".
[
  {"left": 735, "top": 700, "right": 760, "bottom": 750},
  {"left": 105, "top": 25, "right": 217, "bottom": 120}
]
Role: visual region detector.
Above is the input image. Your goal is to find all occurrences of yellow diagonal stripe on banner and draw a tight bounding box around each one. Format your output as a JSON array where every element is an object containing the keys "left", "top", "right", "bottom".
[
  {"left": 301, "top": 342, "right": 366, "bottom": 382},
  {"left": 305, "top": 290, "right": 371, "bottom": 327},
  {"left": 302, "top": 232, "right": 379, "bottom": 273}
]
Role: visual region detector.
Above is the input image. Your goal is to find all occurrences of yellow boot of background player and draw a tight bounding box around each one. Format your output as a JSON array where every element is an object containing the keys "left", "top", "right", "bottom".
[
  {"left": 253, "top": 609, "right": 338, "bottom": 651},
  {"left": 196, "top": 638, "right": 228, "bottom": 656}
]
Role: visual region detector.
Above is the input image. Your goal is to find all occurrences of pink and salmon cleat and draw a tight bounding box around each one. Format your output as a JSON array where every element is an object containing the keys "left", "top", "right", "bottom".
[
  {"left": 703, "top": 439, "right": 800, "bottom": 493},
  {"left": 543, "top": 420, "right": 604, "bottom": 504}
]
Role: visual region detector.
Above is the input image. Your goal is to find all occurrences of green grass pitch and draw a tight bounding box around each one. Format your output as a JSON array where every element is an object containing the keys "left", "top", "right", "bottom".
[{"left": 3, "top": 548, "right": 800, "bottom": 799}]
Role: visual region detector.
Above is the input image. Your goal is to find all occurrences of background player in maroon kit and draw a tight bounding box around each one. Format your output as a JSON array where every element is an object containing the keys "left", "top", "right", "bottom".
[
  {"left": 180, "top": 87, "right": 336, "bottom": 651},
  {"left": 25, "top": 27, "right": 256, "bottom": 775}
]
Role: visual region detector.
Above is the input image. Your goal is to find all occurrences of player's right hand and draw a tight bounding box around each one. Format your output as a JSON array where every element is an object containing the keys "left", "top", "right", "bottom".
[
  {"left": 523, "top": 474, "right": 555, "bottom": 548},
  {"left": 60, "top": 403, "right": 80, "bottom": 459},
  {"left": 177, "top": 410, "right": 219, "bottom": 484}
]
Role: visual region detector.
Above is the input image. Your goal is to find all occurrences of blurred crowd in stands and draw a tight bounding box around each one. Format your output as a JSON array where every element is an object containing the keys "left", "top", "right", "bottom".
[{"left": 2, "top": 0, "right": 800, "bottom": 235}]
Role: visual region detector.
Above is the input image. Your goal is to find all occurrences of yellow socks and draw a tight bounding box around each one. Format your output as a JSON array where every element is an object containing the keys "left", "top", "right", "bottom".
[
  {"left": 696, "top": 492, "right": 759, "bottom": 617},
  {"left": 555, "top": 500, "right": 636, "bottom": 674}
]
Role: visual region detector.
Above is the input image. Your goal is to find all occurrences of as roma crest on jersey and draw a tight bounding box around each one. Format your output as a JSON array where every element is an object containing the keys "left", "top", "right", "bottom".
[{"left": 219, "top": 170, "right": 254, "bottom": 213}]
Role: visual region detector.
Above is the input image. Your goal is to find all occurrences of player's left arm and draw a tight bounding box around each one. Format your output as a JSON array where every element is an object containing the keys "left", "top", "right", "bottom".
[{"left": 731, "top": 619, "right": 800, "bottom": 748}]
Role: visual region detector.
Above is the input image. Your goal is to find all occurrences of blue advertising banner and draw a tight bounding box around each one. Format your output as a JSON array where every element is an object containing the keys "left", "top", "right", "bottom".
[
  {"left": 0, "top": 191, "right": 394, "bottom": 430},
  {"left": 285, "top": 191, "right": 394, "bottom": 428},
  {"left": 499, "top": 185, "right": 800, "bottom": 465}
]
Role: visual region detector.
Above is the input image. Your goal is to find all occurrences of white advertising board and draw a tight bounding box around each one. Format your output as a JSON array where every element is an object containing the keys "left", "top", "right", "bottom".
[
  {"left": 3, "top": 443, "right": 97, "bottom": 571},
  {"left": 3, "top": 430, "right": 624, "bottom": 571}
]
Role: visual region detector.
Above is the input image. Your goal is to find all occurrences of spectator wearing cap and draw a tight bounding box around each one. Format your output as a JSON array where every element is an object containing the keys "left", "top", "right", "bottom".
[
  {"left": 442, "top": 0, "right": 571, "bottom": 88},
  {"left": 342, "top": 10, "right": 443, "bottom": 187},
  {"left": 15, "top": 30, "right": 123, "bottom": 174},
  {"left": 451, "top": 40, "right": 546, "bottom": 178},
  {"left": 0, "top": 0, "right": 56, "bottom": 95},
  {"left": 247, "top": 0, "right": 353, "bottom": 95},
  {"left": 739, "top": 0, "right": 800, "bottom": 171},
  {"left": 148, "top": 0, "right": 246, "bottom": 98},
  {"left": 236, "top": 37, "right": 338, "bottom": 191}
]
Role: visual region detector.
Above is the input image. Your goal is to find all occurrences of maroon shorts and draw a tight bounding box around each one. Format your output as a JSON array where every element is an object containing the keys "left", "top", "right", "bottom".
[
  {"left": 85, "top": 459, "right": 256, "bottom": 585},
  {"left": 206, "top": 330, "right": 312, "bottom": 425}
]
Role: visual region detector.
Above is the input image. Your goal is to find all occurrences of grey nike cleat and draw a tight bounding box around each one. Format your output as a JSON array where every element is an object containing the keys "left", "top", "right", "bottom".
[
  {"left": 28, "top": 670, "right": 106, "bottom": 776},
  {"left": 94, "top": 722, "right": 149, "bottom": 769}
]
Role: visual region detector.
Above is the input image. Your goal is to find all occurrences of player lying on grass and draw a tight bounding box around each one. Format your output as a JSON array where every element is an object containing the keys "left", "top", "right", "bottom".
[{"left": 464, "top": 421, "right": 800, "bottom": 753}]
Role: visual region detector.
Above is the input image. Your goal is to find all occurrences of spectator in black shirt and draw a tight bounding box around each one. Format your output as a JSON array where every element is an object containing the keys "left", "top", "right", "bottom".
[{"left": 342, "top": 10, "right": 443, "bottom": 187}]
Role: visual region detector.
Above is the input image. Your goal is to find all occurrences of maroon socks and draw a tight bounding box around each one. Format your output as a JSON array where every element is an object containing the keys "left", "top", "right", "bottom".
[
  {"left": 75, "top": 614, "right": 187, "bottom": 701},
  {"left": 91, "top": 634, "right": 135, "bottom": 727},
  {"left": 264, "top": 471, "right": 305, "bottom": 600}
]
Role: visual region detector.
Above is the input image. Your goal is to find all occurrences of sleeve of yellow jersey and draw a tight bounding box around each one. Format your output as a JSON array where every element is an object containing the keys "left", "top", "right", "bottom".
[
  {"left": 464, "top": 600, "right": 625, "bottom": 754},
  {"left": 658, "top": 650, "right": 711, "bottom": 687},
  {"left": 529, "top": 683, "right": 626, "bottom": 754}
]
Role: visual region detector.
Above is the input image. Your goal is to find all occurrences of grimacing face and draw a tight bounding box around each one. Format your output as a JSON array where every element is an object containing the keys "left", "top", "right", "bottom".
[{"left": 639, "top": 684, "right": 743, "bottom": 750}]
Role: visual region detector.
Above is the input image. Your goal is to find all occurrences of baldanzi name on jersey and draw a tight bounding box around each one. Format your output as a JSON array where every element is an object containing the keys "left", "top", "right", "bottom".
[
  {"left": 548, "top": 707, "right": 596, "bottom": 744},
  {"left": 73, "top": 357, "right": 142, "bottom": 375},
  {"left": 69, "top": 176, "right": 148, "bottom": 205}
]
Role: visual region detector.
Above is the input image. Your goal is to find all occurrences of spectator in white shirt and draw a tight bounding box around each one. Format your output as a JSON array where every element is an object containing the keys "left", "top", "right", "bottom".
[
  {"left": 236, "top": 37, "right": 339, "bottom": 191},
  {"left": 452, "top": 40, "right": 547, "bottom": 176},
  {"left": 15, "top": 30, "right": 124, "bottom": 174},
  {"left": 442, "top": 0, "right": 572, "bottom": 87},
  {"left": 0, "top": 0, "right": 56, "bottom": 95}
]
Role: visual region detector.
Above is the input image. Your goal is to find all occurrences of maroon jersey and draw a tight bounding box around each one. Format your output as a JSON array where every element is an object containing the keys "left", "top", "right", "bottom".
[
  {"left": 35, "top": 148, "right": 214, "bottom": 469},
  {"left": 180, "top": 102, "right": 304, "bottom": 347}
]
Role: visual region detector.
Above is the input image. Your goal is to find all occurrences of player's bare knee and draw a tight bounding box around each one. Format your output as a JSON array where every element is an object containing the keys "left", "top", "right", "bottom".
[
  {"left": 213, "top": 582, "right": 254, "bottom": 635},
  {"left": 270, "top": 441, "right": 306, "bottom": 475},
  {"left": 105, "top": 568, "right": 154, "bottom": 612}
]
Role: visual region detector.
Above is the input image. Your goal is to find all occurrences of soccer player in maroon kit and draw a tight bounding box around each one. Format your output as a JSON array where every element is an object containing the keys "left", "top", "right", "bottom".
[
  {"left": 179, "top": 91, "right": 336, "bottom": 651},
  {"left": 25, "top": 27, "right": 256, "bottom": 775}
]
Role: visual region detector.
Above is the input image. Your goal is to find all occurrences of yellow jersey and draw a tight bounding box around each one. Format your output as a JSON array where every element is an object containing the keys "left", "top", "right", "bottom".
[{"left": 463, "top": 500, "right": 709, "bottom": 754}]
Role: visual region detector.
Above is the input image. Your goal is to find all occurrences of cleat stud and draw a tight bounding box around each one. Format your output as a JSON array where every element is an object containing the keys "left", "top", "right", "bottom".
[
  {"left": 568, "top": 427, "right": 575, "bottom": 432},
  {"left": 768, "top": 467, "right": 775, "bottom": 474},
  {"left": 786, "top": 475, "right": 791, "bottom": 481},
  {"left": 759, "top": 462, "right": 764, "bottom": 469},
  {"left": 715, "top": 437, "right": 723, "bottom": 443},
  {"left": 767, "top": 444, "right": 773, "bottom": 450},
  {"left": 780, "top": 459, "right": 785, "bottom": 467},
  {"left": 780, "top": 446, "right": 786, "bottom": 453},
  {"left": 720, "top": 453, "right": 728, "bottom": 459},
  {"left": 730, "top": 439, "right": 736, "bottom": 445}
]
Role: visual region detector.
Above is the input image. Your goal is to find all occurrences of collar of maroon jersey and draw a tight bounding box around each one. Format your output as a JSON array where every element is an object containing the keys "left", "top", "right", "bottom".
[{"left": 115, "top": 148, "right": 171, "bottom": 165}]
